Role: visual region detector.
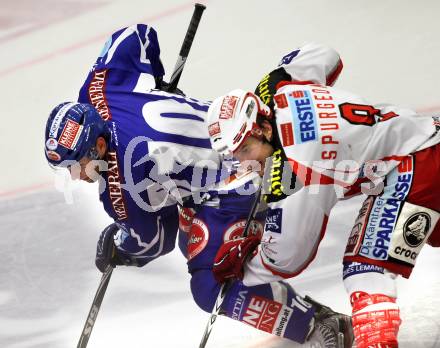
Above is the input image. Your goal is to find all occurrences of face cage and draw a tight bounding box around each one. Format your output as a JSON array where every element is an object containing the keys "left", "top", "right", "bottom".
[{"left": 231, "top": 121, "right": 266, "bottom": 154}]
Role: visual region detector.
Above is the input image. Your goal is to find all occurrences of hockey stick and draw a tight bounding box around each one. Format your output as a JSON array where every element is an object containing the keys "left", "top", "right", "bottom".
[
  {"left": 76, "top": 5, "right": 207, "bottom": 348},
  {"left": 199, "top": 182, "right": 263, "bottom": 348},
  {"left": 167, "top": 3, "right": 206, "bottom": 92},
  {"left": 77, "top": 266, "right": 113, "bottom": 348}
]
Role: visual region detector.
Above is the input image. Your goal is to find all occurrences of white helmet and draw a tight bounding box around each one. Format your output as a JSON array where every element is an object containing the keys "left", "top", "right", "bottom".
[{"left": 207, "top": 89, "right": 272, "bottom": 157}]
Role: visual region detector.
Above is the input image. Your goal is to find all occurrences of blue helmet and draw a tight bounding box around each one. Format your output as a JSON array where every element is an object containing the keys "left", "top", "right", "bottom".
[{"left": 44, "top": 102, "right": 110, "bottom": 167}]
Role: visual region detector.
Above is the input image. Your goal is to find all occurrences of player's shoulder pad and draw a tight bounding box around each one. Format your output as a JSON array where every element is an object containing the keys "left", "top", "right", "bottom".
[{"left": 254, "top": 67, "right": 291, "bottom": 109}]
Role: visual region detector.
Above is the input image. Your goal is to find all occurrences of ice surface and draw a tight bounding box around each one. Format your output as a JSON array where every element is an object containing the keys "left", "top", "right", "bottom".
[{"left": 1, "top": 0, "right": 440, "bottom": 347}]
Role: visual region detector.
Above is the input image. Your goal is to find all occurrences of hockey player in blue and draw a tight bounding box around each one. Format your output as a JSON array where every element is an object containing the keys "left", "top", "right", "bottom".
[{"left": 43, "top": 24, "right": 351, "bottom": 347}]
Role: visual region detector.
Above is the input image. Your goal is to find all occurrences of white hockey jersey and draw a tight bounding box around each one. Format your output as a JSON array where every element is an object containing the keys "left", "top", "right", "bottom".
[{"left": 244, "top": 43, "right": 440, "bottom": 286}]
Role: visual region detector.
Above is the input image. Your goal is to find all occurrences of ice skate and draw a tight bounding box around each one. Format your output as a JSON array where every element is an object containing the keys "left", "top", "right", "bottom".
[{"left": 304, "top": 296, "right": 354, "bottom": 348}]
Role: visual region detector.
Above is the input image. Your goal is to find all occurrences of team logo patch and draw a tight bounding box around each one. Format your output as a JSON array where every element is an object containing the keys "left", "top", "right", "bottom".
[
  {"left": 45, "top": 138, "right": 58, "bottom": 151},
  {"left": 287, "top": 90, "right": 318, "bottom": 144},
  {"left": 178, "top": 207, "right": 195, "bottom": 233},
  {"left": 403, "top": 212, "right": 431, "bottom": 247},
  {"left": 208, "top": 122, "right": 221, "bottom": 137},
  {"left": 219, "top": 95, "right": 239, "bottom": 119},
  {"left": 187, "top": 218, "right": 209, "bottom": 260},
  {"left": 387, "top": 201, "right": 440, "bottom": 267},
  {"left": 280, "top": 123, "right": 294, "bottom": 147},
  {"left": 265, "top": 209, "right": 283, "bottom": 234},
  {"left": 279, "top": 49, "right": 300, "bottom": 66},
  {"left": 58, "top": 119, "right": 83, "bottom": 150},
  {"left": 45, "top": 150, "right": 61, "bottom": 162},
  {"left": 389, "top": 202, "right": 440, "bottom": 267},
  {"left": 223, "top": 219, "right": 263, "bottom": 242}
]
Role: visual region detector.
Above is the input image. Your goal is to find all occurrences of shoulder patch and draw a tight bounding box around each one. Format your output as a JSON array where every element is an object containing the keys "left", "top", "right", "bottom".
[
  {"left": 279, "top": 49, "right": 300, "bottom": 66},
  {"left": 188, "top": 218, "right": 209, "bottom": 260}
]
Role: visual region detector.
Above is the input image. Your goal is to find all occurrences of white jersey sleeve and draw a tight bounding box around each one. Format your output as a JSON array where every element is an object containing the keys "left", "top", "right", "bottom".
[
  {"left": 256, "top": 42, "right": 343, "bottom": 108},
  {"left": 278, "top": 42, "right": 343, "bottom": 86}
]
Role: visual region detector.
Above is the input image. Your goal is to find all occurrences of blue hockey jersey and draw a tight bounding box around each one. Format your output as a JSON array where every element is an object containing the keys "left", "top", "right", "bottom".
[{"left": 77, "top": 24, "right": 223, "bottom": 266}]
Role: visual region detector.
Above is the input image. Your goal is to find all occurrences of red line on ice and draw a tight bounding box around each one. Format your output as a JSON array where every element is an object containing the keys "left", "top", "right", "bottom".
[
  {"left": 0, "top": 181, "right": 53, "bottom": 199},
  {"left": 0, "top": 1, "right": 207, "bottom": 78}
]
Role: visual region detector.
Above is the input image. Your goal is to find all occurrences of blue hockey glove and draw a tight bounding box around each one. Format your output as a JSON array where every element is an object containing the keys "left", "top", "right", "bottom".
[{"left": 95, "top": 223, "right": 131, "bottom": 273}]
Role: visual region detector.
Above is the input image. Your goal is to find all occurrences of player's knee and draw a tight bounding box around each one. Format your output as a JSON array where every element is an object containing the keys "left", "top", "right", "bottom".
[{"left": 190, "top": 269, "right": 219, "bottom": 313}]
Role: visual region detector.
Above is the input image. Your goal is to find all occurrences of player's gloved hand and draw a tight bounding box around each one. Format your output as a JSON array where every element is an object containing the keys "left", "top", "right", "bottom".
[
  {"left": 95, "top": 223, "right": 131, "bottom": 273},
  {"left": 155, "top": 77, "right": 185, "bottom": 96},
  {"left": 212, "top": 236, "right": 260, "bottom": 283}
]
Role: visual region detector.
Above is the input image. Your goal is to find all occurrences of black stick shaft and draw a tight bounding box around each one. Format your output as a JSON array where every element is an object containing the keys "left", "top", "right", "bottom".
[
  {"left": 77, "top": 266, "right": 113, "bottom": 348},
  {"left": 168, "top": 3, "right": 206, "bottom": 92}
]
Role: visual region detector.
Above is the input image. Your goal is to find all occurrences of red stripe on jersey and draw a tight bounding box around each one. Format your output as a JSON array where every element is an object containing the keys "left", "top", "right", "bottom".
[
  {"left": 273, "top": 58, "right": 343, "bottom": 90},
  {"left": 326, "top": 59, "right": 343, "bottom": 86},
  {"left": 343, "top": 177, "right": 369, "bottom": 198},
  {"left": 259, "top": 215, "right": 329, "bottom": 279},
  {"left": 288, "top": 158, "right": 349, "bottom": 186},
  {"left": 275, "top": 80, "right": 316, "bottom": 91},
  {"left": 378, "top": 155, "right": 408, "bottom": 162}
]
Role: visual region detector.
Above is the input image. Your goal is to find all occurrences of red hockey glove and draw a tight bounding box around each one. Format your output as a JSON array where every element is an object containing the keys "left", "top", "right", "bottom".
[
  {"left": 351, "top": 292, "right": 401, "bottom": 348},
  {"left": 212, "top": 236, "right": 260, "bottom": 283}
]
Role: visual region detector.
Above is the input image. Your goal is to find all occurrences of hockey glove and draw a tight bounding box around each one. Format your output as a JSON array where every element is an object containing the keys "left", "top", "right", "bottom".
[
  {"left": 95, "top": 223, "right": 128, "bottom": 273},
  {"left": 212, "top": 236, "right": 260, "bottom": 283},
  {"left": 156, "top": 77, "right": 185, "bottom": 96}
]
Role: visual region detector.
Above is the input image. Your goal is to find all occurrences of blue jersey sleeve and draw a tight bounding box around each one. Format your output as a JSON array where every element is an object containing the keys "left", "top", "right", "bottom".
[
  {"left": 78, "top": 24, "right": 164, "bottom": 103},
  {"left": 113, "top": 205, "right": 179, "bottom": 267},
  {"left": 97, "top": 24, "right": 164, "bottom": 78},
  {"left": 98, "top": 144, "right": 180, "bottom": 267}
]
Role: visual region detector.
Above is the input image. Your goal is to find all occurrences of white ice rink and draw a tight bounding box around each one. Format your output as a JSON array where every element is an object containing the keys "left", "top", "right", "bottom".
[{"left": 1, "top": 1, "right": 440, "bottom": 347}]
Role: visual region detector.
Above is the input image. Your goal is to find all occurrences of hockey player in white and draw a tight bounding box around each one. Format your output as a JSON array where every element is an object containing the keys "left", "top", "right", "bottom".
[{"left": 207, "top": 42, "right": 440, "bottom": 348}]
